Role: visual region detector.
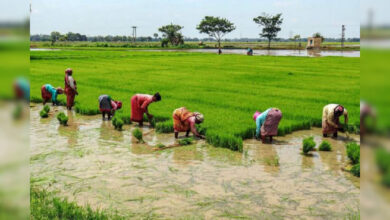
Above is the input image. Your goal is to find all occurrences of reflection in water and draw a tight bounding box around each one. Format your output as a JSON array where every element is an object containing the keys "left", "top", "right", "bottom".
[{"left": 30, "top": 107, "right": 360, "bottom": 219}]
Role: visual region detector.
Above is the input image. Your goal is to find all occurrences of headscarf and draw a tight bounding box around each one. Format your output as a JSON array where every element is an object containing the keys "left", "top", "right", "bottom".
[
  {"left": 116, "top": 101, "right": 122, "bottom": 109},
  {"left": 253, "top": 111, "right": 261, "bottom": 121},
  {"left": 56, "top": 87, "right": 64, "bottom": 94},
  {"left": 65, "top": 68, "right": 73, "bottom": 75},
  {"left": 193, "top": 112, "right": 204, "bottom": 123},
  {"left": 335, "top": 105, "right": 344, "bottom": 116}
]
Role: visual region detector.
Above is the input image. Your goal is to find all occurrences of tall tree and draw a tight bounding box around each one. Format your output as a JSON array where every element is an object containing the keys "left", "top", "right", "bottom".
[
  {"left": 153, "top": 33, "right": 158, "bottom": 40},
  {"left": 253, "top": 13, "right": 283, "bottom": 49},
  {"left": 158, "top": 23, "right": 184, "bottom": 46},
  {"left": 196, "top": 16, "right": 235, "bottom": 50},
  {"left": 50, "top": 31, "right": 61, "bottom": 45}
]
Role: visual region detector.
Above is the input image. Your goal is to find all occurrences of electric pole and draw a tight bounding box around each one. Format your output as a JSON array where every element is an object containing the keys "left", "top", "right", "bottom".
[
  {"left": 132, "top": 26, "right": 137, "bottom": 43},
  {"left": 341, "top": 25, "right": 345, "bottom": 48}
]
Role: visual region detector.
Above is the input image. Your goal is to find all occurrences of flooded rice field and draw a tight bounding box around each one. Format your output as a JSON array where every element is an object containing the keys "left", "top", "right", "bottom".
[
  {"left": 30, "top": 105, "right": 360, "bottom": 219},
  {"left": 30, "top": 48, "right": 360, "bottom": 57}
]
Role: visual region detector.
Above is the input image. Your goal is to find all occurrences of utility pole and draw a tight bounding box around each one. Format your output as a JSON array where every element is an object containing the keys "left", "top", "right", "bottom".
[
  {"left": 341, "top": 25, "right": 345, "bottom": 48},
  {"left": 132, "top": 26, "right": 137, "bottom": 43}
]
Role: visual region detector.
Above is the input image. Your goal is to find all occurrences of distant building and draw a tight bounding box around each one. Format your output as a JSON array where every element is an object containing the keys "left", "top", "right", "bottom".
[{"left": 306, "top": 37, "right": 322, "bottom": 49}]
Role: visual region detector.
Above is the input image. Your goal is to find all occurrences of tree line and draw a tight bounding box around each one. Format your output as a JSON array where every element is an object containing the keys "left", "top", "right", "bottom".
[{"left": 31, "top": 13, "right": 359, "bottom": 48}]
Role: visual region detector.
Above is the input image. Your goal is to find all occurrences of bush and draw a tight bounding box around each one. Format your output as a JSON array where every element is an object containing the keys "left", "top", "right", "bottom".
[
  {"left": 40, "top": 109, "right": 49, "bottom": 118},
  {"left": 178, "top": 138, "right": 193, "bottom": 146},
  {"left": 43, "top": 105, "right": 50, "bottom": 113},
  {"left": 346, "top": 142, "right": 360, "bottom": 164},
  {"left": 112, "top": 116, "right": 124, "bottom": 130},
  {"left": 132, "top": 128, "right": 144, "bottom": 143},
  {"left": 302, "top": 136, "right": 316, "bottom": 154},
  {"left": 56, "top": 112, "right": 68, "bottom": 126},
  {"left": 351, "top": 163, "right": 360, "bottom": 177},
  {"left": 319, "top": 141, "right": 332, "bottom": 151}
]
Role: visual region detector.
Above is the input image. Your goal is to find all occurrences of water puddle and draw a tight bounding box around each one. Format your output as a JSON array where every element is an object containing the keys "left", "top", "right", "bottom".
[{"left": 30, "top": 105, "right": 360, "bottom": 219}]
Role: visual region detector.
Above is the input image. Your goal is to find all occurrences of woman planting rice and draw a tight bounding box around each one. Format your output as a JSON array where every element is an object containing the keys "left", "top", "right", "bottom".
[
  {"left": 322, "top": 104, "right": 348, "bottom": 138},
  {"left": 253, "top": 108, "right": 282, "bottom": 143},
  {"left": 130, "top": 93, "right": 161, "bottom": 126},
  {"left": 64, "top": 68, "right": 78, "bottom": 110},
  {"left": 41, "top": 84, "right": 63, "bottom": 105},
  {"left": 98, "top": 95, "right": 122, "bottom": 120},
  {"left": 173, "top": 107, "right": 205, "bottom": 139}
]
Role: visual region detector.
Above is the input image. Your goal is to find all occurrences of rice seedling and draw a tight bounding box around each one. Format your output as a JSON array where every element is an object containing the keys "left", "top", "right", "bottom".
[
  {"left": 178, "top": 138, "right": 193, "bottom": 146},
  {"left": 264, "top": 156, "right": 280, "bottom": 166},
  {"left": 30, "top": 187, "right": 126, "bottom": 219},
  {"left": 56, "top": 112, "right": 68, "bottom": 125},
  {"left": 302, "top": 136, "right": 316, "bottom": 154},
  {"left": 12, "top": 104, "right": 22, "bottom": 119},
  {"left": 30, "top": 50, "right": 359, "bottom": 151},
  {"left": 132, "top": 128, "right": 144, "bottom": 143},
  {"left": 39, "top": 109, "right": 48, "bottom": 118},
  {"left": 350, "top": 163, "right": 360, "bottom": 177},
  {"left": 375, "top": 148, "right": 390, "bottom": 187},
  {"left": 346, "top": 142, "right": 360, "bottom": 164},
  {"left": 43, "top": 104, "right": 50, "bottom": 113},
  {"left": 318, "top": 141, "right": 332, "bottom": 151},
  {"left": 383, "top": 171, "right": 390, "bottom": 187},
  {"left": 112, "top": 116, "right": 124, "bottom": 130},
  {"left": 156, "top": 143, "right": 165, "bottom": 149}
]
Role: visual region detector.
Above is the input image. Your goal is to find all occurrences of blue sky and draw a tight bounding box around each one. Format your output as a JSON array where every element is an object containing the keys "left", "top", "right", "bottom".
[{"left": 30, "top": 0, "right": 360, "bottom": 38}]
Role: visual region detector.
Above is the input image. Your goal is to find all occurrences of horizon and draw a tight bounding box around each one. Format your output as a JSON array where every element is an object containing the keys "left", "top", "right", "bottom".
[{"left": 31, "top": 0, "right": 360, "bottom": 39}]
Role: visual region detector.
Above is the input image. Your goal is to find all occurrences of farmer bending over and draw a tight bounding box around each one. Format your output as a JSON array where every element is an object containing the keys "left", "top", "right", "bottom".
[
  {"left": 130, "top": 93, "right": 161, "bottom": 126},
  {"left": 253, "top": 108, "right": 282, "bottom": 143},
  {"left": 99, "top": 94, "right": 122, "bottom": 120},
  {"left": 41, "top": 84, "right": 64, "bottom": 105},
  {"left": 64, "top": 68, "right": 78, "bottom": 110},
  {"left": 173, "top": 107, "right": 205, "bottom": 139},
  {"left": 322, "top": 104, "right": 348, "bottom": 138}
]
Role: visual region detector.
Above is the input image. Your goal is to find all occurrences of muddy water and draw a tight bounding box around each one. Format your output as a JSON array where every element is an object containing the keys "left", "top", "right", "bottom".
[{"left": 30, "top": 105, "right": 360, "bottom": 219}]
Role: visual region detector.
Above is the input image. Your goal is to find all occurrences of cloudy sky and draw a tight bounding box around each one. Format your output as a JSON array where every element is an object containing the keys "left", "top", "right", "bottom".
[{"left": 31, "top": 0, "right": 360, "bottom": 38}]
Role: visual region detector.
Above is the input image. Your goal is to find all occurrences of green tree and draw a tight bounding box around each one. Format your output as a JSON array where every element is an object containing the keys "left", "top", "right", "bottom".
[
  {"left": 158, "top": 23, "right": 184, "bottom": 46},
  {"left": 253, "top": 13, "right": 283, "bottom": 49},
  {"left": 50, "top": 31, "right": 61, "bottom": 46},
  {"left": 153, "top": 33, "right": 158, "bottom": 40},
  {"left": 196, "top": 16, "right": 235, "bottom": 50}
]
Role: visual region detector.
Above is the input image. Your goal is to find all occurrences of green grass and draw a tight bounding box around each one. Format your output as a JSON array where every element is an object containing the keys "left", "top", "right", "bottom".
[
  {"left": 376, "top": 148, "right": 390, "bottom": 187},
  {"left": 318, "top": 141, "right": 332, "bottom": 151},
  {"left": 302, "top": 136, "right": 316, "bottom": 154},
  {"left": 30, "top": 187, "right": 125, "bottom": 219},
  {"left": 30, "top": 50, "right": 359, "bottom": 151}
]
